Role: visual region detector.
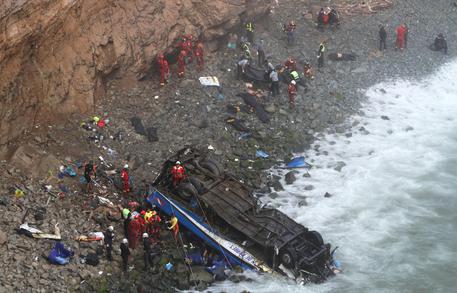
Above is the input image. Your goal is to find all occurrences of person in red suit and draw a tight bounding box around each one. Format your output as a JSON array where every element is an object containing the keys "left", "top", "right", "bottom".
[
  {"left": 284, "top": 57, "right": 297, "bottom": 71},
  {"left": 121, "top": 164, "right": 130, "bottom": 193},
  {"left": 157, "top": 54, "right": 169, "bottom": 86},
  {"left": 177, "top": 50, "right": 187, "bottom": 78},
  {"left": 395, "top": 24, "right": 406, "bottom": 51},
  {"left": 171, "top": 161, "right": 186, "bottom": 187},
  {"left": 194, "top": 41, "right": 204, "bottom": 71},
  {"left": 288, "top": 80, "right": 297, "bottom": 110}
]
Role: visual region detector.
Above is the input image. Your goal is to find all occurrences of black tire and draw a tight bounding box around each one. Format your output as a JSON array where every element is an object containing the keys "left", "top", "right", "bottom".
[
  {"left": 307, "top": 230, "right": 324, "bottom": 246},
  {"left": 177, "top": 182, "right": 198, "bottom": 200},
  {"left": 188, "top": 176, "right": 207, "bottom": 194},
  {"left": 199, "top": 159, "right": 222, "bottom": 177},
  {"left": 279, "top": 250, "right": 295, "bottom": 269}
]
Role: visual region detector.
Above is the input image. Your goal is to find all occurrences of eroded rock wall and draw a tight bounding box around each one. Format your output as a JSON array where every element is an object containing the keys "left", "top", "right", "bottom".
[{"left": 0, "top": 0, "right": 271, "bottom": 145}]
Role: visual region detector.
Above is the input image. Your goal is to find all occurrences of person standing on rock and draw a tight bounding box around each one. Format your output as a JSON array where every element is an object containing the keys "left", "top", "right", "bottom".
[
  {"left": 255, "top": 40, "right": 266, "bottom": 66},
  {"left": 121, "top": 164, "right": 130, "bottom": 193},
  {"left": 104, "top": 225, "right": 114, "bottom": 261},
  {"left": 245, "top": 21, "right": 254, "bottom": 43},
  {"left": 177, "top": 50, "right": 187, "bottom": 78},
  {"left": 269, "top": 69, "right": 280, "bottom": 96},
  {"left": 171, "top": 161, "right": 186, "bottom": 187},
  {"left": 284, "top": 21, "right": 297, "bottom": 45},
  {"left": 120, "top": 238, "right": 130, "bottom": 272},
  {"left": 395, "top": 24, "right": 406, "bottom": 51},
  {"left": 157, "top": 54, "right": 169, "bottom": 86},
  {"left": 317, "top": 41, "right": 326, "bottom": 68},
  {"left": 237, "top": 57, "right": 249, "bottom": 80},
  {"left": 194, "top": 41, "right": 204, "bottom": 71},
  {"left": 379, "top": 25, "right": 387, "bottom": 51},
  {"left": 142, "top": 233, "right": 152, "bottom": 271},
  {"left": 84, "top": 160, "right": 96, "bottom": 194},
  {"left": 317, "top": 8, "right": 325, "bottom": 30},
  {"left": 288, "top": 80, "right": 297, "bottom": 110},
  {"left": 303, "top": 62, "right": 315, "bottom": 79},
  {"left": 432, "top": 33, "right": 448, "bottom": 54}
]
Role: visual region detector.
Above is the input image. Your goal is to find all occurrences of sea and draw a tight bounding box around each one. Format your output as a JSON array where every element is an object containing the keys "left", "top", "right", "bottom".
[{"left": 209, "top": 59, "right": 457, "bottom": 293}]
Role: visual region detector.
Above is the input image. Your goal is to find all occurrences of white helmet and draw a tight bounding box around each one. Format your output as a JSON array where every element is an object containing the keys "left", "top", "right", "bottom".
[
  {"left": 124, "top": 164, "right": 129, "bottom": 169},
  {"left": 108, "top": 226, "right": 114, "bottom": 231},
  {"left": 291, "top": 80, "right": 296, "bottom": 85},
  {"left": 176, "top": 161, "right": 181, "bottom": 165},
  {"left": 142, "top": 233, "right": 149, "bottom": 238},
  {"left": 122, "top": 238, "right": 128, "bottom": 244}
]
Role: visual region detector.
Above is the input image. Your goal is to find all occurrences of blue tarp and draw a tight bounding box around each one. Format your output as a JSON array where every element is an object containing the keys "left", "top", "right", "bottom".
[
  {"left": 255, "top": 150, "right": 269, "bottom": 158},
  {"left": 286, "top": 156, "right": 310, "bottom": 168},
  {"left": 48, "top": 242, "right": 72, "bottom": 265}
]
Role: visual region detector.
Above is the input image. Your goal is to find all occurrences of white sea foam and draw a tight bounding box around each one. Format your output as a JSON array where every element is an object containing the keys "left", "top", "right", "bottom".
[{"left": 209, "top": 59, "right": 457, "bottom": 292}]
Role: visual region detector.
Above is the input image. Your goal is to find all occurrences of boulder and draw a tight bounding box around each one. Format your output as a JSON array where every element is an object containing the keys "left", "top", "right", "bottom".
[
  {"left": 285, "top": 171, "right": 297, "bottom": 185},
  {"left": 0, "top": 230, "right": 7, "bottom": 245}
]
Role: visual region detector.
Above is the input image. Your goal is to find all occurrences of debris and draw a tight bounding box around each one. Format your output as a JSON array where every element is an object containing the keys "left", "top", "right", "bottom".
[
  {"left": 48, "top": 242, "right": 73, "bottom": 265},
  {"left": 286, "top": 156, "right": 311, "bottom": 169},
  {"left": 199, "top": 76, "right": 220, "bottom": 87},
  {"left": 18, "top": 223, "right": 61, "bottom": 240},
  {"left": 76, "top": 232, "right": 104, "bottom": 242},
  {"left": 255, "top": 150, "right": 270, "bottom": 158}
]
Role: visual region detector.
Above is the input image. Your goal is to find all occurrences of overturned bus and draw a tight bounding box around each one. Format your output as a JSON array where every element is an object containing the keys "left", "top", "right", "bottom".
[{"left": 149, "top": 147, "right": 336, "bottom": 284}]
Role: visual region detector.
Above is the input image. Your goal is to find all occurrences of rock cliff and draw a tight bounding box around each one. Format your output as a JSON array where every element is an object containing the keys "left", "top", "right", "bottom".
[{"left": 0, "top": 0, "right": 271, "bottom": 145}]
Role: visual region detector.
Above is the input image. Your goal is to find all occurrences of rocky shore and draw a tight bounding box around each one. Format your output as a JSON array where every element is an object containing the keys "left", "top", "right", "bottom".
[{"left": 1, "top": 0, "right": 456, "bottom": 292}]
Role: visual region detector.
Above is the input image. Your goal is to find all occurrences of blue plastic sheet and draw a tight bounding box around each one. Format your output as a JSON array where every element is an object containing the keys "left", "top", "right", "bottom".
[
  {"left": 48, "top": 242, "right": 72, "bottom": 265},
  {"left": 286, "top": 156, "right": 310, "bottom": 168}
]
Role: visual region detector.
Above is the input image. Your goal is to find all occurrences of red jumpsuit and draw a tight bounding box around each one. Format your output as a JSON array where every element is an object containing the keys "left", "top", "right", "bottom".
[
  {"left": 285, "top": 58, "right": 297, "bottom": 71},
  {"left": 288, "top": 83, "right": 297, "bottom": 108},
  {"left": 171, "top": 164, "right": 185, "bottom": 186},
  {"left": 184, "top": 37, "right": 193, "bottom": 63},
  {"left": 194, "top": 42, "right": 204, "bottom": 71},
  {"left": 121, "top": 169, "right": 130, "bottom": 193},
  {"left": 396, "top": 25, "right": 406, "bottom": 50},
  {"left": 177, "top": 51, "right": 186, "bottom": 78},
  {"left": 128, "top": 216, "right": 144, "bottom": 249},
  {"left": 158, "top": 56, "right": 169, "bottom": 85}
]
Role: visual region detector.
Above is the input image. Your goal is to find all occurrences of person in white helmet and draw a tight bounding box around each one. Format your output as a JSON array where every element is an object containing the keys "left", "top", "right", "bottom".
[
  {"left": 104, "top": 226, "right": 115, "bottom": 261},
  {"left": 171, "top": 161, "right": 186, "bottom": 187},
  {"left": 121, "top": 164, "right": 130, "bottom": 193},
  {"left": 142, "top": 233, "right": 152, "bottom": 270},
  {"left": 120, "top": 238, "right": 130, "bottom": 272},
  {"left": 288, "top": 80, "right": 297, "bottom": 110}
]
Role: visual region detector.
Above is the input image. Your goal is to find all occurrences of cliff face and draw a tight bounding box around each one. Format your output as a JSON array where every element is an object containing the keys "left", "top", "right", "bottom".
[{"left": 0, "top": 0, "right": 271, "bottom": 145}]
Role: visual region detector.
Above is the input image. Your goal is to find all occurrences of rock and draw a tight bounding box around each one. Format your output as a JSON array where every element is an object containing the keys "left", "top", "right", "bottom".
[
  {"left": 298, "top": 199, "right": 308, "bottom": 207},
  {"left": 324, "top": 192, "right": 333, "bottom": 198},
  {"left": 302, "top": 172, "right": 311, "bottom": 178},
  {"left": 304, "top": 185, "right": 314, "bottom": 191},
  {"left": 334, "top": 161, "right": 346, "bottom": 172},
  {"left": 268, "top": 192, "right": 279, "bottom": 199},
  {"left": 0, "top": 230, "right": 7, "bottom": 245},
  {"left": 352, "top": 65, "right": 368, "bottom": 73},
  {"left": 189, "top": 266, "right": 213, "bottom": 284},
  {"left": 264, "top": 104, "right": 276, "bottom": 113},
  {"left": 381, "top": 115, "right": 390, "bottom": 120},
  {"left": 284, "top": 171, "right": 297, "bottom": 185},
  {"left": 405, "top": 126, "right": 414, "bottom": 131}
]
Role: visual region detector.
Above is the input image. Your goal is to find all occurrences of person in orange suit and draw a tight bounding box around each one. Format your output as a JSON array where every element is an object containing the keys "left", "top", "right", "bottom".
[{"left": 177, "top": 50, "right": 187, "bottom": 78}]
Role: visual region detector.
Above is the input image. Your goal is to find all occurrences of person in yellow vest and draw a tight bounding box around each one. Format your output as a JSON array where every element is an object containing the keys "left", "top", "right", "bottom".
[
  {"left": 245, "top": 21, "right": 254, "bottom": 43},
  {"left": 317, "top": 41, "right": 326, "bottom": 68},
  {"left": 167, "top": 216, "right": 179, "bottom": 239}
]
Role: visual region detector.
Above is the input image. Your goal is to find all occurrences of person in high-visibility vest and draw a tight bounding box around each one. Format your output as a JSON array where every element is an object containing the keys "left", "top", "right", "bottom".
[
  {"left": 167, "top": 216, "right": 179, "bottom": 239},
  {"left": 317, "top": 41, "right": 326, "bottom": 68},
  {"left": 245, "top": 21, "right": 254, "bottom": 43}
]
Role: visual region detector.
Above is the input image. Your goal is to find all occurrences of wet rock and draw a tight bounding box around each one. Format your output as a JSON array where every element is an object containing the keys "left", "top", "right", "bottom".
[
  {"left": 268, "top": 192, "right": 279, "bottom": 199},
  {"left": 304, "top": 185, "right": 314, "bottom": 191},
  {"left": 284, "top": 171, "right": 297, "bottom": 185},
  {"left": 264, "top": 104, "right": 276, "bottom": 113},
  {"left": 189, "top": 266, "right": 213, "bottom": 284},
  {"left": 324, "top": 192, "right": 333, "bottom": 198},
  {"left": 405, "top": 126, "right": 414, "bottom": 131},
  {"left": 302, "top": 172, "right": 311, "bottom": 178},
  {"left": 334, "top": 161, "right": 346, "bottom": 172},
  {"left": 298, "top": 199, "right": 308, "bottom": 207},
  {"left": 381, "top": 115, "right": 390, "bottom": 120}
]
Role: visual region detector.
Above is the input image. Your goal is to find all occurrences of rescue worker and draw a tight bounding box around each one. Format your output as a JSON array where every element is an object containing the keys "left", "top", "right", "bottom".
[
  {"left": 433, "top": 33, "right": 448, "bottom": 54},
  {"left": 84, "top": 160, "right": 96, "bottom": 194},
  {"left": 120, "top": 164, "right": 130, "bottom": 193},
  {"left": 171, "top": 161, "right": 185, "bottom": 187},
  {"left": 269, "top": 69, "right": 279, "bottom": 96},
  {"left": 395, "top": 24, "right": 406, "bottom": 51},
  {"left": 241, "top": 42, "right": 252, "bottom": 60},
  {"left": 317, "top": 8, "right": 325, "bottom": 30},
  {"left": 245, "top": 21, "right": 254, "bottom": 43},
  {"left": 194, "top": 41, "right": 204, "bottom": 71},
  {"left": 167, "top": 216, "right": 179, "bottom": 239},
  {"left": 177, "top": 50, "right": 187, "bottom": 78},
  {"left": 237, "top": 57, "right": 249, "bottom": 80},
  {"left": 145, "top": 210, "right": 161, "bottom": 240},
  {"left": 264, "top": 59, "right": 275, "bottom": 73},
  {"left": 184, "top": 35, "right": 194, "bottom": 63},
  {"left": 288, "top": 80, "right": 297, "bottom": 110},
  {"left": 379, "top": 25, "right": 387, "bottom": 51},
  {"left": 104, "top": 226, "right": 114, "bottom": 261},
  {"left": 290, "top": 70, "right": 300, "bottom": 81},
  {"left": 284, "top": 57, "right": 297, "bottom": 71},
  {"left": 157, "top": 54, "right": 169, "bottom": 86},
  {"left": 303, "top": 62, "right": 315, "bottom": 79},
  {"left": 142, "top": 233, "right": 152, "bottom": 270},
  {"left": 317, "top": 41, "right": 326, "bottom": 68},
  {"left": 120, "top": 238, "right": 130, "bottom": 272},
  {"left": 328, "top": 8, "right": 339, "bottom": 27},
  {"left": 403, "top": 23, "right": 409, "bottom": 49},
  {"left": 255, "top": 40, "right": 265, "bottom": 66},
  {"left": 122, "top": 207, "right": 131, "bottom": 238},
  {"left": 285, "top": 21, "right": 297, "bottom": 45}
]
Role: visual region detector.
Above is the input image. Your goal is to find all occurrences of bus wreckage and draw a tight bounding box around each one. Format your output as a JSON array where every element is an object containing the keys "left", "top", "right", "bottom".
[{"left": 148, "top": 147, "right": 339, "bottom": 284}]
